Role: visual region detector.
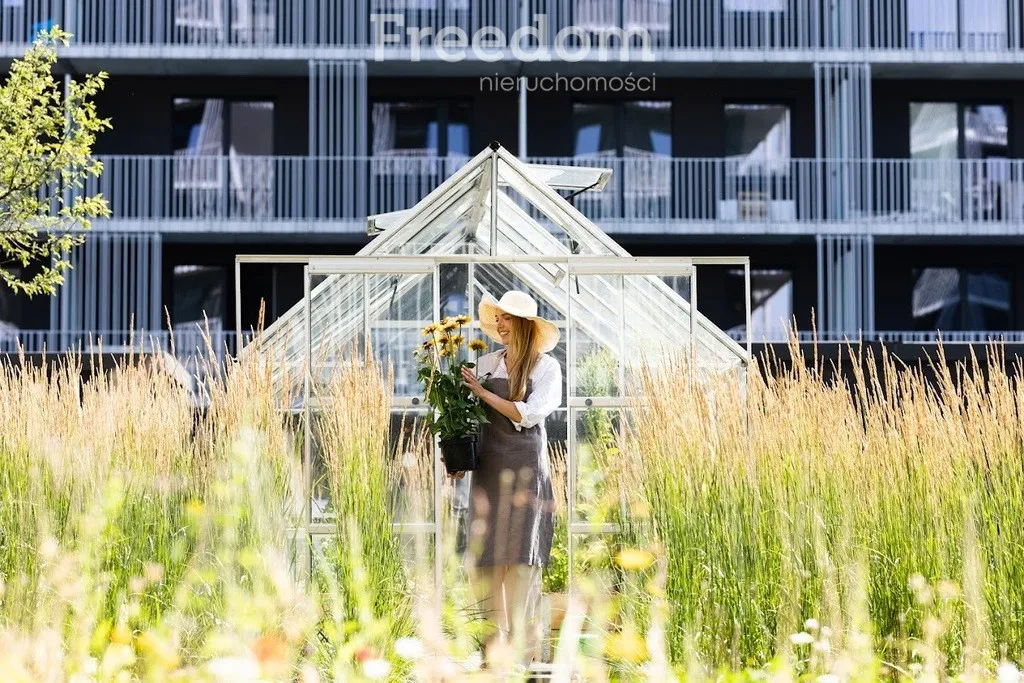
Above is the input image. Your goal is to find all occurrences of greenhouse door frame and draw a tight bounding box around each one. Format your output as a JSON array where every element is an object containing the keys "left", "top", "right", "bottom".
[{"left": 301, "top": 254, "right": 752, "bottom": 600}]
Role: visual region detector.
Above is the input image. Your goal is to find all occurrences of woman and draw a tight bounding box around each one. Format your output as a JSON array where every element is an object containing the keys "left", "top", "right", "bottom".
[{"left": 458, "top": 290, "right": 562, "bottom": 663}]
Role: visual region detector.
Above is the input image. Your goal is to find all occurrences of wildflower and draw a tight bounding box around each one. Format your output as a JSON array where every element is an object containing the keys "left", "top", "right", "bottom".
[
  {"left": 469, "top": 338, "right": 487, "bottom": 352},
  {"left": 362, "top": 658, "right": 392, "bottom": 680},
  {"left": 185, "top": 499, "right": 205, "bottom": 517},
  {"left": 449, "top": 334, "right": 465, "bottom": 347},
  {"left": 615, "top": 548, "right": 655, "bottom": 571},
  {"left": 438, "top": 345, "right": 454, "bottom": 358},
  {"left": 252, "top": 633, "right": 290, "bottom": 676},
  {"left": 997, "top": 662, "right": 1022, "bottom": 683},
  {"left": 804, "top": 618, "right": 820, "bottom": 632},
  {"left": 455, "top": 314, "right": 471, "bottom": 326},
  {"left": 789, "top": 632, "right": 815, "bottom": 646},
  {"left": 136, "top": 632, "right": 180, "bottom": 671},
  {"left": 604, "top": 629, "right": 648, "bottom": 664},
  {"left": 421, "top": 323, "right": 438, "bottom": 336},
  {"left": 110, "top": 624, "right": 133, "bottom": 646},
  {"left": 908, "top": 573, "right": 927, "bottom": 592},
  {"left": 394, "top": 637, "right": 424, "bottom": 661},
  {"left": 441, "top": 317, "right": 458, "bottom": 331},
  {"left": 419, "top": 339, "right": 435, "bottom": 352},
  {"left": 206, "top": 656, "right": 259, "bottom": 681}
]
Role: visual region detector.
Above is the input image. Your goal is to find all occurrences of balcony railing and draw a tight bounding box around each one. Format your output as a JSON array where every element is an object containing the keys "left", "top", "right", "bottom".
[
  {"left": 1, "top": 0, "right": 1023, "bottom": 55},
  {"left": 71, "top": 155, "right": 1024, "bottom": 235}
]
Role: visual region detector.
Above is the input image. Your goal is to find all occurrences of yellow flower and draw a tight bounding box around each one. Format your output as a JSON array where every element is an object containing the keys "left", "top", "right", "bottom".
[
  {"left": 615, "top": 548, "right": 655, "bottom": 571},
  {"left": 604, "top": 629, "right": 648, "bottom": 664},
  {"left": 441, "top": 317, "right": 458, "bottom": 331},
  {"left": 420, "top": 339, "right": 435, "bottom": 351},
  {"left": 185, "top": 499, "right": 205, "bottom": 517},
  {"left": 421, "top": 324, "right": 437, "bottom": 337},
  {"left": 455, "top": 314, "right": 471, "bottom": 326},
  {"left": 469, "top": 339, "right": 487, "bottom": 352},
  {"left": 449, "top": 335, "right": 465, "bottom": 347},
  {"left": 438, "top": 346, "right": 453, "bottom": 358}
]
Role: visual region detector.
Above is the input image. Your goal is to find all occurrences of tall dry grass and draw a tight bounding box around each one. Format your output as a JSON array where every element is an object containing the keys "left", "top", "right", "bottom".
[{"left": 624, "top": 340, "right": 1024, "bottom": 670}]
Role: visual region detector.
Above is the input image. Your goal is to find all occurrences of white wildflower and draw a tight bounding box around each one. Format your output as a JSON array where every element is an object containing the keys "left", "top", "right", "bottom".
[
  {"left": 804, "top": 618, "right": 820, "bottom": 632},
  {"left": 997, "top": 662, "right": 1022, "bottom": 683},
  {"left": 362, "top": 658, "right": 392, "bottom": 680},
  {"left": 394, "top": 637, "right": 425, "bottom": 661},
  {"left": 205, "top": 656, "right": 261, "bottom": 681},
  {"left": 789, "top": 632, "right": 815, "bottom": 646}
]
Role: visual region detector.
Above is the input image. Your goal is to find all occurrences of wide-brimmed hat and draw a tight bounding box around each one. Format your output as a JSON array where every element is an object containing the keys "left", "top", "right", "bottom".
[{"left": 478, "top": 290, "right": 561, "bottom": 353}]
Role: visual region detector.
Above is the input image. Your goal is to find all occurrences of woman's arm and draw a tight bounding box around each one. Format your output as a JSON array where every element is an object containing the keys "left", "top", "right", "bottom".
[
  {"left": 461, "top": 357, "right": 562, "bottom": 431},
  {"left": 461, "top": 366, "right": 523, "bottom": 423}
]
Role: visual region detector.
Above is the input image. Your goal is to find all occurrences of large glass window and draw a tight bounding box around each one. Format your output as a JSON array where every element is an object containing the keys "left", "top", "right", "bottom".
[
  {"left": 912, "top": 267, "right": 1012, "bottom": 332},
  {"left": 725, "top": 268, "right": 793, "bottom": 341},
  {"left": 173, "top": 264, "right": 226, "bottom": 334},
  {"left": 371, "top": 101, "right": 471, "bottom": 158},
  {"left": 172, "top": 98, "right": 274, "bottom": 219},
  {"left": 725, "top": 104, "right": 791, "bottom": 175},
  {"left": 910, "top": 102, "right": 1011, "bottom": 220},
  {"left": 572, "top": 101, "right": 671, "bottom": 158},
  {"left": 572, "top": 101, "right": 672, "bottom": 220},
  {"left": 907, "top": 0, "right": 1007, "bottom": 51}
]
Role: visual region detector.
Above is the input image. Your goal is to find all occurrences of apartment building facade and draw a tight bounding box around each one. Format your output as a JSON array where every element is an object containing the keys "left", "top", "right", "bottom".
[{"left": 1, "top": 0, "right": 1022, "bottom": 359}]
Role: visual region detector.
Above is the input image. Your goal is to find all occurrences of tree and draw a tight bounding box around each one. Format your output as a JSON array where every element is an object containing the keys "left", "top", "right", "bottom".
[{"left": 0, "top": 27, "right": 110, "bottom": 297}]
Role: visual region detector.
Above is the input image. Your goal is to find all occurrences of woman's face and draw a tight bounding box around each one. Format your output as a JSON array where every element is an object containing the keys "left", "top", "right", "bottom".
[{"left": 496, "top": 312, "right": 515, "bottom": 345}]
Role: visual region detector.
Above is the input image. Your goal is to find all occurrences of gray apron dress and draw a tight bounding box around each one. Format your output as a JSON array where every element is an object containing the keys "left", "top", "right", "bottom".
[{"left": 469, "top": 370, "right": 555, "bottom": 568}]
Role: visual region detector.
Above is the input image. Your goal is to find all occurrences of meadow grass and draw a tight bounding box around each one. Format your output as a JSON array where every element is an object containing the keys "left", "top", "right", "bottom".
[
  {"left": 625, "top": 340, "right": 1024, "bottom": 675},
  {"left": 0, "top": 337, "right": 1021, "bottom": 680}
]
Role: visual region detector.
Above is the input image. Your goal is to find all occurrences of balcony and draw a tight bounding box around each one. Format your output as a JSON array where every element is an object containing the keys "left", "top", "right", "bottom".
[
  {"left": 0, "top": 0, "right": 1023, "bottom": 64},
  {"left": 76, "top": 155, "right": 1024, "bottom": 237}
]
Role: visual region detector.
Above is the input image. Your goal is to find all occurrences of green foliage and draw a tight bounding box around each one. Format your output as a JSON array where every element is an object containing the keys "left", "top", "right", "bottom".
[
  {"left": 0, "top": 27, "right": 110, "bottom": 296},
  {"left": 415, "top": 316, "right": 489, "bottom": 441}
]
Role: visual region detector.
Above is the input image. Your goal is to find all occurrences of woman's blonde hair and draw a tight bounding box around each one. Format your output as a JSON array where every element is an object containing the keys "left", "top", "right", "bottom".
[{"left": 504, "top": 315, "right": 540, "bottom": 402}]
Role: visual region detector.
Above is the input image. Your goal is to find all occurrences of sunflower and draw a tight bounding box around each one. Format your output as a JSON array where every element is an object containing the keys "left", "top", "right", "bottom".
[{"left": 468, "top": 338, "right": 487, "bottom": 352}]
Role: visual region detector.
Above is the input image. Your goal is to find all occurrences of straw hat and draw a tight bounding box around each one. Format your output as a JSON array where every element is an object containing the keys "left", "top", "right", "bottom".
[{"left": 478, "top": 290, "right": 561, "bottom": 353}]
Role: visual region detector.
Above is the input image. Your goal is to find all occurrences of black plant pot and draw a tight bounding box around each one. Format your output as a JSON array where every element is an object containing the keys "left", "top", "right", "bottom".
[{"left": 439, "top": 435, "right": 479, "bottom": 474}]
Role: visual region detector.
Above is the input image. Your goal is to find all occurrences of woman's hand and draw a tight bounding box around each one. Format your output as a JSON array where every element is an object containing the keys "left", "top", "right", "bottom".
[{"left": 461, "top": 366, "right": 488, "bottom": 398}]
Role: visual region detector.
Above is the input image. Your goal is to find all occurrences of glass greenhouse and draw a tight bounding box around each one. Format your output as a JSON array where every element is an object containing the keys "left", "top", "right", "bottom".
[{"left": 238, "top": 144, "right": 751, "bottom": 610}]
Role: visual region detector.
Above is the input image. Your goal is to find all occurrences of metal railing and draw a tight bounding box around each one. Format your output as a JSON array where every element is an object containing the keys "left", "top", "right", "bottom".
[
  {"left": 1, "top": 0, "right": 1022, "bottom": 56},
  {"left": 0, "top": 328, "right": 239, "bottom": 360},
  {"left": 72, "top": 155, "right": 1024, "bottom": 235},
  {"left": 726, "top": 330, "right": 1024, "bottom": 344}
]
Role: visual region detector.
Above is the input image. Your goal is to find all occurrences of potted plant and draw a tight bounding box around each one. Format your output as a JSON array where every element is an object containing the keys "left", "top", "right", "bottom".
[{"left": 414, "top": 315, "right": 490, "bottom": 475}]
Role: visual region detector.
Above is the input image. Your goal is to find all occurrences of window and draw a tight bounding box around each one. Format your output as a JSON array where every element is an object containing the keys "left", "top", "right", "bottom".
[
  {"left": 172, "top": 98, "right": 274, "bottom": 219},
  {"left": 912, "top": 267, "right": 1012, "bottom": 332},
  {"left": 173, "top": 98, "right": 274, "bottom": 156},
  {"left": 907, "top": 0, "right": 1007, "bottom": 51},
  {"left": 725, "top": 104, "right": 790, "bottom": 175},
  {"left": 572, "top": 101, "right": 672, "bottom": 158},
  {"left": 727, "top": 268, "right": 794, "bottom": 341},
  {"left": 371, "top": 101, "right": 471, "bottom": 158},
  {"left": 172, "top": 265, "right": 226, "bottom": 332},
  {"left": 0, "top": 267, "right": 23, "bottom": 339},
  {"left": 572, "top": 101, "right": 672, "bottom": 218},
  {"left": 910, "top": 102, "right": 1011, "bottom": 220}
]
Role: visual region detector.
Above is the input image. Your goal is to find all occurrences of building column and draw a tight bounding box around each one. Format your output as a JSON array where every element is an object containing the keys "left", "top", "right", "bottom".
[
  {"left": 308, "top": 59, "right": 368, "bottom": 220},
  {"left": 814, "top": 62, "right": 875, "bottom": 337}
]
